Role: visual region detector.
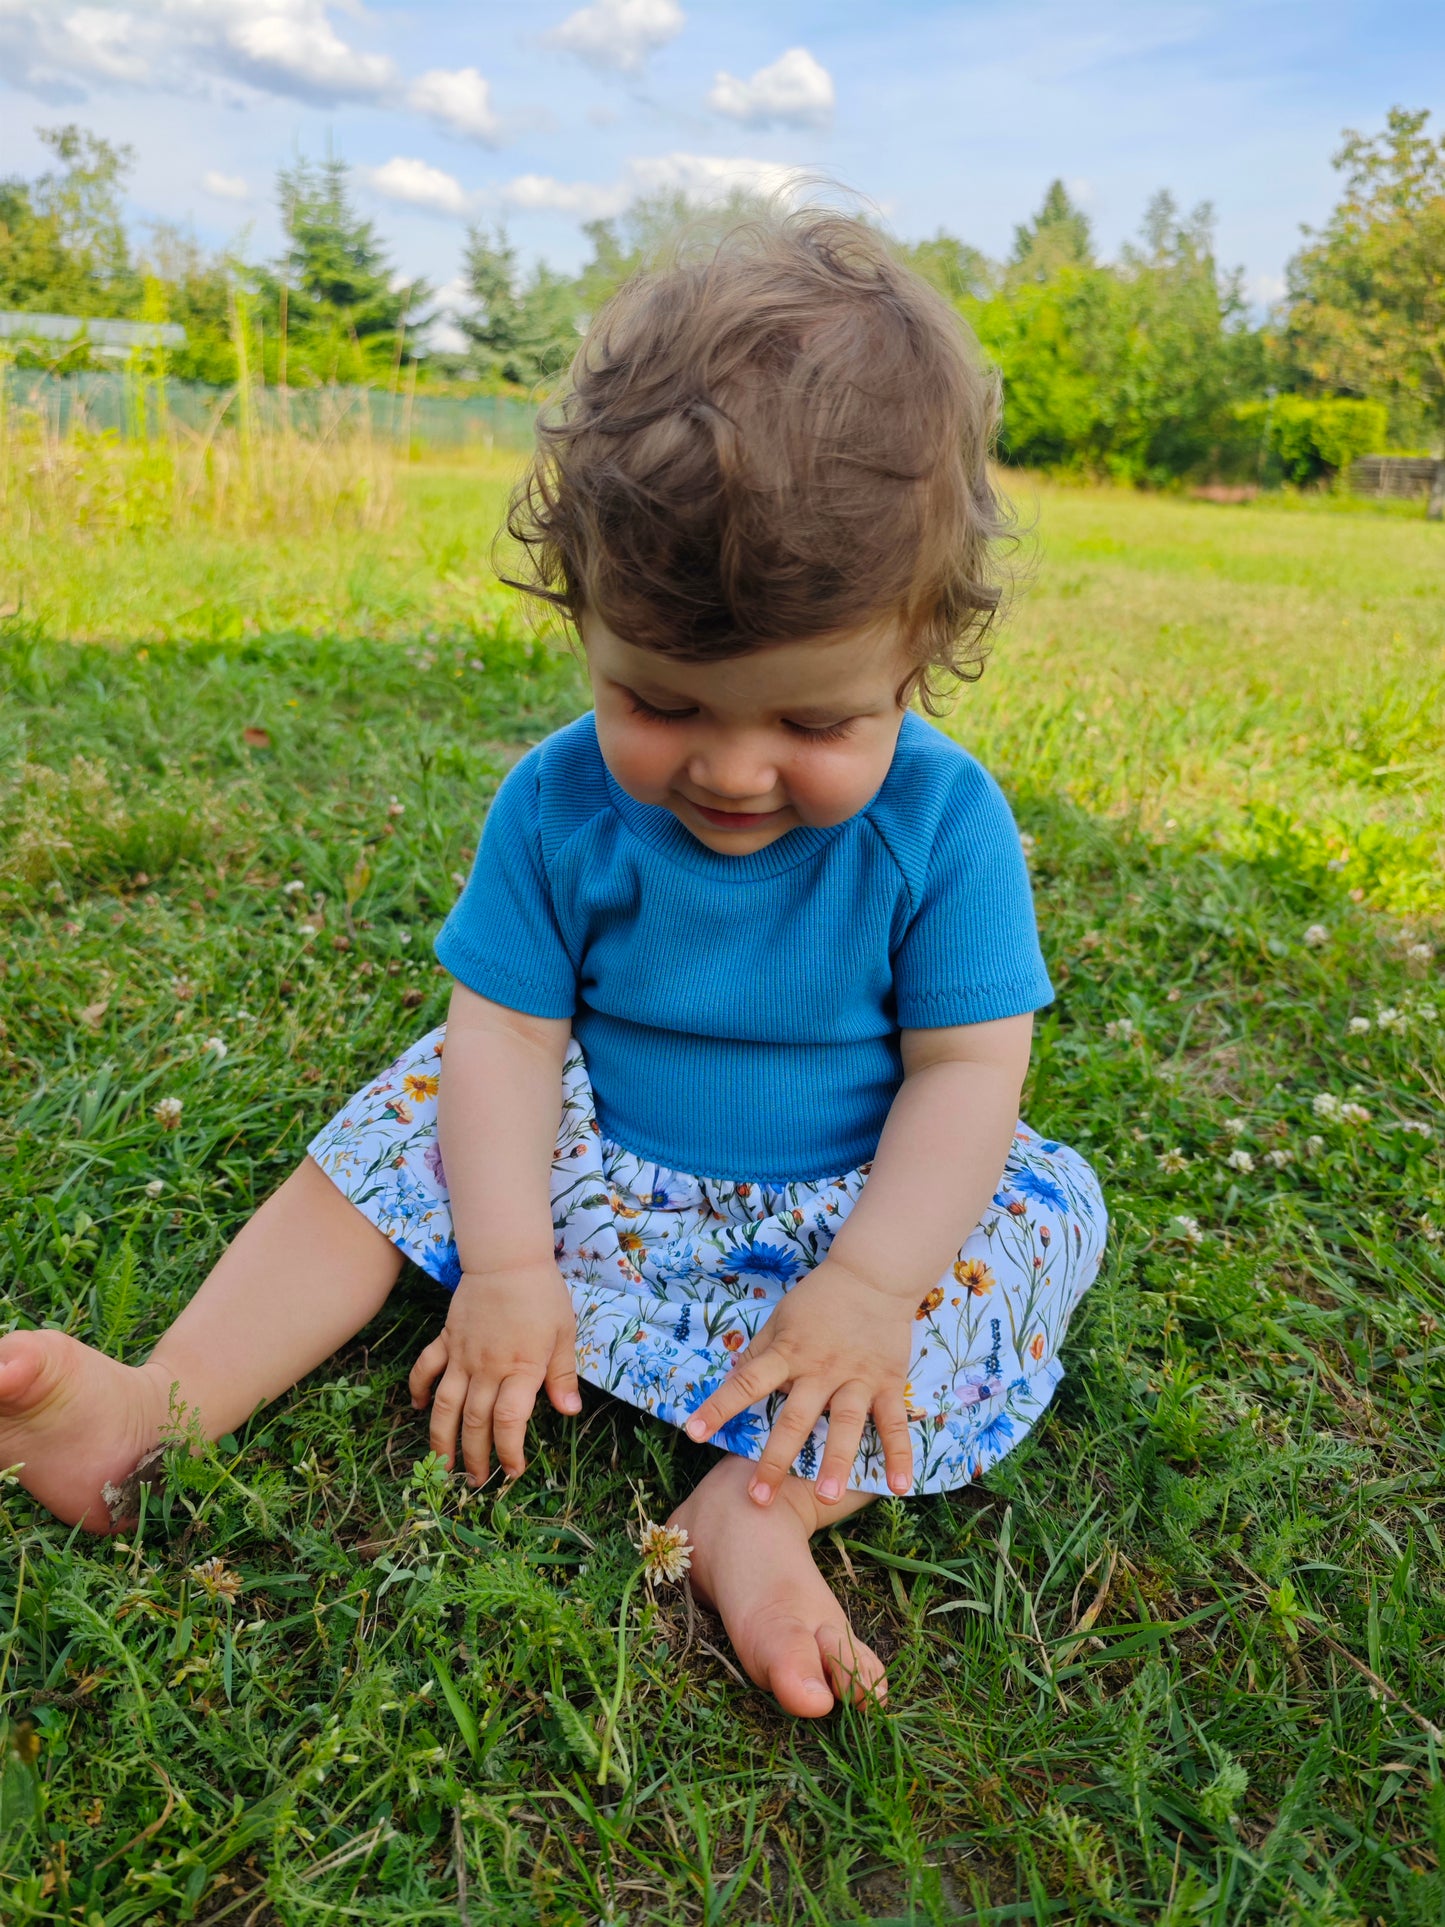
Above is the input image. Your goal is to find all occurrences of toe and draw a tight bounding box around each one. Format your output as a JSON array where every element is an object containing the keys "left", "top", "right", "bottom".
[
  {"left": 751, "top": 1615, "right": 837, "bottom": 1718},
  {"left": 817, "top": 1621, "right": 888, "bottom": 1708},
  {"left": 0, "top": 1332, "right": 50, "bottom": 1413}
]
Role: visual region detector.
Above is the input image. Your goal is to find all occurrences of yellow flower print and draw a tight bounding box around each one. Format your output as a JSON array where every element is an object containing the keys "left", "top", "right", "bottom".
[
  {"left": 403, "top": 1073, "right": 439, "bottom": 1101},
  {"left": 916, "top": 1286, "right": 944, "bottom": 1320},
  {"left": 953, "top": 1257, "right": 996, "bottom": 1296},
  {"left": 618, "top": 1228, "right": 646, "bottom": 1256}
]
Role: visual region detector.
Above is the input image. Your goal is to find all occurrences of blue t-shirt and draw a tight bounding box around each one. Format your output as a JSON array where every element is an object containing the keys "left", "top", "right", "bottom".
[{"left": 435, "top": 711, "right": 1051, "bottom": 1182}]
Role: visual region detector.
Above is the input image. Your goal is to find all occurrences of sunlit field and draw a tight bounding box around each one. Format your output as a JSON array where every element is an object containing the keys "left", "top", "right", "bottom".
[{"left": 1, "top": 453, "right": 1442, "bottom": 1923}]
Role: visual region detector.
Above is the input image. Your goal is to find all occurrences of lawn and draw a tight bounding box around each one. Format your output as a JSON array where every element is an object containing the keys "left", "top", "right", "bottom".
[{"left": 0, "top": 465, "right": 1442, "bottom": 1925}]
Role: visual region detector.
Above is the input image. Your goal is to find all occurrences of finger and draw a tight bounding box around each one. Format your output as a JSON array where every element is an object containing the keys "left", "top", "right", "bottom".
[
  {"left": 749, "top": 1382, "right": 831, "bottom": 1506},
  {"left": 490, "top": 1370, "right": 540, "bottom": 1480},
  {"left": 683, "top": 1338, "right": 786, "bottom": 1444},
  {"left": 814, "top": 1384, "right": 873, "bottom": 1504},
  {"left": 544, "top": 1328, "right": 582, "bottom": 1417},
  {"left": 459, "top": 1386, "right": 496, "bottom": 1487},
  {"left": 428, "top": 1362, "right": 472, "bottom": 1471},
  {"left": 871, "top": 1389, "right": 916, "bottom": 1498},
  {"left": 408, "top": 1331, "right": 450, "bottom": 1410}
]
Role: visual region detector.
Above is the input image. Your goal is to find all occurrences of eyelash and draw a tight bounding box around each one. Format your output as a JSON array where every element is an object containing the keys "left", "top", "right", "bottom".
[{"left": 625, "top": 693, "right": 856, "bottom": 743}]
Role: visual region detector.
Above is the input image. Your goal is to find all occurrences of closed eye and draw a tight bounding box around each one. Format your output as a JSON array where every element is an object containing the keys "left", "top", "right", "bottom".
[
  {"left": 626, "top": 692, "right": 698, "bottom": 724},
  {"left": 785, "top": 718, "right": 857, "bottom": 743}
]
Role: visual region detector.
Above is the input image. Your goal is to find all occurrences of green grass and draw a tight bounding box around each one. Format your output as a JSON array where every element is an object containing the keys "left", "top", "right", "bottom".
[{"left": 0, "top": 479, "right": 1442, "bottom": 1924}]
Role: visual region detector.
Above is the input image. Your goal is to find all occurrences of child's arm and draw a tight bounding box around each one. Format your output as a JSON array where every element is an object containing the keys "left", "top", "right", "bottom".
[
  {"left": 685, "top": 1012, "right": 1033, "bottom": 1505},
  {"left": 407, "top": 982, "right": 579, "bottom": 1484}
]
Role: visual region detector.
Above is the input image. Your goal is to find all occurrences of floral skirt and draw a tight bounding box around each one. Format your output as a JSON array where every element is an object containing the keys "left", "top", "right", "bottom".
[{"left": 308, "top": 1028, "right": 1107, "bottom": 1496}]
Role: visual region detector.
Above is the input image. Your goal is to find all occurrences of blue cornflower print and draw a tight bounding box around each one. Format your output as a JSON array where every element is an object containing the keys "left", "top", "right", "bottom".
[
  {"left": 649, "top": 1239, "right": 708, "bottom": 1287},
  {"left": 975, "top": 1411, "right": 1016, "bottom": 1456},
  {"left": 688, "top": 1376, "right": 768, "bottom": 1457},
  {"left": 726, "top": 1240, "right": 804, "bottom": 1283},
  {"left": 426, "top": 1237, "right": 462, "bottom": 1290},
  {"left": 1013, "top": 1169, "right": 1070, "bottom": 1213}
]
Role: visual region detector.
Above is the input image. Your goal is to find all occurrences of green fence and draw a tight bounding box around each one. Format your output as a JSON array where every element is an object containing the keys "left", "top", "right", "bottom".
[{"left": 0, "top": 369, "right": 541, "bottom": 450}]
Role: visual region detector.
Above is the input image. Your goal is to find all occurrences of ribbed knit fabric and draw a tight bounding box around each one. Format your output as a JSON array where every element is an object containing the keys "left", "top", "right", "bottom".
[{"left": 435, "top": 712, "right": 1052, "bottom": 1182}]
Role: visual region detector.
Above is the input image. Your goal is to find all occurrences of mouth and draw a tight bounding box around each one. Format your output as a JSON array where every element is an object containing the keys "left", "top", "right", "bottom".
[{"left": 687, "top": 801, "right": 784, "bottom": 831}]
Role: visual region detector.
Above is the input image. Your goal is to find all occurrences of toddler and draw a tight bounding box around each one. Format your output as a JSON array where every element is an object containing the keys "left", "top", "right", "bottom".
[{"left": 0, "top": 210, "right": 1105, "bottom": 1718}]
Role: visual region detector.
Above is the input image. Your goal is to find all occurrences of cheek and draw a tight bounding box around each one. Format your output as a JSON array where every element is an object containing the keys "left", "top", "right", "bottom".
[
  {"left": 785, "top": 743, "right": 895, "bottom": 822},
  {"left": 597, "top": 715, "right": 681, "bottom": 796}
]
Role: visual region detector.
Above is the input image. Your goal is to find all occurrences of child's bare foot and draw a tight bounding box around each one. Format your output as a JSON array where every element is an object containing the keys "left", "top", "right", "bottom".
[
  {"left": 0, "top": 1331, "right": 173, "bottom": 1532},
  {"left": 669, "top": 1452, "right": 885, "bottom": 1717}
]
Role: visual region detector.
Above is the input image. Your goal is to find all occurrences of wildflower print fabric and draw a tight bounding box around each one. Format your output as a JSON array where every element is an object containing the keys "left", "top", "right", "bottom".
[{"left": 308, "top": 1027, "right": 1107, "bottom": 1497}]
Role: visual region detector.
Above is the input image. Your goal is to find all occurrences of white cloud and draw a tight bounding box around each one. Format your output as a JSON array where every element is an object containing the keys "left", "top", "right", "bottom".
[
  {"left": 363, "top": 156, "right": 474, "bottom": 217},
  {"left": 706, "top": 47, "right": 833, "bottom": 129},
  {"left": 223, "top": 5, "right": 396, "bottom": 100},
  {"left": 1248, "top": 271, "right": 1287, "bottom": 306},
  {"left": 546, "top": 0, "right": 684, "bottom": 74},
  {"left": 407, "top": 65, "right": 500, "bottom": 142},
  {"left": 202, "top": 169, "right": 250, "bottom": 201},
  {"left": 497, "top": 151, "right": 809, "bottom": 220}
]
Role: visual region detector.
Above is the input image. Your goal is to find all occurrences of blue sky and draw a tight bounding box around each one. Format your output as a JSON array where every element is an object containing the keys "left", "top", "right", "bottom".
[{"left": 1, "top": 0, "right": 1441, "bottom": 323}]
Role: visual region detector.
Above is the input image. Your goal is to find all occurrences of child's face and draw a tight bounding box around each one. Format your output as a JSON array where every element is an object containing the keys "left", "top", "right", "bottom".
[{"left": 584, "top": 613, "right": 915, "bottom": 856}]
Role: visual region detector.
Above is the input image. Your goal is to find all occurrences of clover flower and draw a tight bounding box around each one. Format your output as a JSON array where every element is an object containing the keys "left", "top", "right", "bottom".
[
  {"left": 154, "top": 1096, "right": 183, "bottom": 1130},
  {"left": 1304, "top": 1135, "right": 1326, "bottom": 1157},
  {"left": 190, "top": 1557, "right": 243, "bottom": 1603},
  {"left": 282, "top": 879, "right": 306, "bottom": 896},
  {"left": 144, "top": 1178, "right": 166, "bottom": 1197},
  {"left": 203, "top": 1036, "right": 228, "bottom": 1060},
  {"left": 1408, "top": 942, "right": 1434, "bottom": 962},
  {"left": 1303, "top": 924, "right": 1329, "bottom": 948},
  {"left": 1156, "top": 1148, "right": 1189, "bottom": 1174},
  {"left": 636, "top": 1520, "right": 692, "bottom": 1587},
  {"left": 1312, "top": 1094, "right": 1342, "bottom": 1121},
  {"left": 1265, "top": 1148, "right": 1293, "bottom": 1169},
  {"left": 1170, "top": 1215, "right": 1204, "bottom": 1248},
  {"left": 1225, "top": 1149, "right": 1255, "bottom": 1173},
  {"left": 1105, "top": 1018, "right": 1136, "bottom": 1042},
  {"left": 1375, "top": 1008, "right": 1406, "bottom": 1033},
  {"left": 1347, "top": 1017, "right": 1371, "bottom": 1036},
  {"left": 1339, "top": 1102, "right": 1371, "bottom": 1125},
  {"left": 1400, "top": 1120, "right": 1433, "bottom": 1139},
  {"left": 1223, "top": 1118, "right": 1247, "bottom": 1137}
]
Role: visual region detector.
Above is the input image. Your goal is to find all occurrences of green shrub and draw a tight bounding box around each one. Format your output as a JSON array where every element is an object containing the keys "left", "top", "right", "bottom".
[{"left": 1233, "top": 394, "right": 1390, "bottom": 484}]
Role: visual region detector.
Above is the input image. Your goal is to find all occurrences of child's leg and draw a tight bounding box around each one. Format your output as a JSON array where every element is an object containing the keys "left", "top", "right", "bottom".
[
  {"left": 0, "top": 1158, "right": 401, "bottom": 1532},
  {"left": 669, "top": 1452, "right": 883, "bottom": 1719}
]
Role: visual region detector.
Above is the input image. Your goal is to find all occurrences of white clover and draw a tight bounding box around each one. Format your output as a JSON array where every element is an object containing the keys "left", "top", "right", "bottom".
[
  {"left": 282, "top": 879, "right": 306, "bottom": 896},
  {"left": 1339, "top": 1102, "right": 1372, "bottom": 1125},
  {"left": 154, "top": 1095, "right": 183, "bottom": 1130},
  {"left": 1312, "top": 1094, "right": 1343, "bottom": 1121},
  {"left": 1407, "top": 942, "right": 1434, "bottom": 962},
  {"left": 1375, "top": 1008, "right": 1406, "bottom": 1033},
  {"left": 1223, "top": 1117, "right": 1247, "bottom": 1137},
  {"left": 1156, "top": 1148, "right": 1189, "bottom": 1174},
  {"left": 1105, "top": 1018, "right": 1136, "bottom": 1042},
  {"left": 1225, "top": 1149, "right": 1255, "bottom": 1173},
  {"left": 1019, "top": 832, "right": 1037, "bottom": 857},
  {"left": 1170, "top": 1215, "right": 1204, "bottom": 1248},
  {"left": 1347, "top": 1017, "right": 1371, "bottom": 1035},
  {"left": 203, "top": 1036, "right": 228, "bottom": 1060},
  {"left": 1265, "top": 1148, "right": 1293, "bottom": 1169},
  {"left": 144, "top": 1178, "right": 166, "bottom": 1197},
  {"left": 1304, "top": 1135, "right": 1326, "bottom": 1156},
  {"left": 1303, "top": 924, "right": 1329, "bottom": 948},
  {"left": 637, "top": 1519, "right": 692, "bottom": 1586},
  {"left": 1400, "top": 1120, "right": 1433, "bottom": 1138},
  {"left": 1418, "top": 1003, "right": 1438, "bottom": 1023}
]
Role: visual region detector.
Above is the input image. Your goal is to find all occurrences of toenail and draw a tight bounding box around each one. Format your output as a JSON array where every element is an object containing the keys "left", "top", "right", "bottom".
[{"left": 816, "top": 1477, "right": 840, "bottom": 1502}]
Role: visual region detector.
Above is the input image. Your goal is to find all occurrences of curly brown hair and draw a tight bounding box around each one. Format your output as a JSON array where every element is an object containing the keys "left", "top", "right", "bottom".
[{"left": 501, "top": 206, "right": 1013, "bottom": 712}]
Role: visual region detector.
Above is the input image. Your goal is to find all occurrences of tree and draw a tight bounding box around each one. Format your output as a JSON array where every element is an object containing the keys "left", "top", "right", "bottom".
[
  {"left": 268, "top": 154, "right": 429, "bottom": 383},
  {"left": 455, "top": 226, "right": 580, "bottom": 389},
  {"left": 0, "top": 124, "right": 138, "bottom": 321},
  {"left": 901, "top": 231, "right": 995, "bottom": 303},
  {"left": 1284, "top": 107, "right": 1445, "bottom": 463},
  {"left": 1008, "top": 179, "right": 1094, "bottom": 285}
]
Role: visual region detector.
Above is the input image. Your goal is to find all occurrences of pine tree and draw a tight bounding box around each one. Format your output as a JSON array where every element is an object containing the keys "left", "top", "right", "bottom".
[{"left": 1008, "top": 180, "right": 1094, "bottom": 285}]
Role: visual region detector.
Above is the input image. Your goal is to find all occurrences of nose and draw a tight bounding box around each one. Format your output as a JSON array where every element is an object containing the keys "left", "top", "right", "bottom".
[{"left": 687, "top": 731, "right": 779, "bottom": 802}]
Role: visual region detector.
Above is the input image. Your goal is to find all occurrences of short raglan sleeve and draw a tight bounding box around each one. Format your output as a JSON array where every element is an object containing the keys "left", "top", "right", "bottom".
[
  {"left": 433, "top": 748, "right": 578, "bottom": 1019},
  {"left": 891, "top": 759, "right": 1053, "bottom": 1030}
]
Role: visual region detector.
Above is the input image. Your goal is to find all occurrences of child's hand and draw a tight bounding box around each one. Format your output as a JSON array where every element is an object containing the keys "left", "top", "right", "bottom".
[
  {"left": 684, "top": 1260, "right": 916, "bottom": 1507},
  {"left": 408, "top": 1260, "right": 581, "bottom": 1484}
]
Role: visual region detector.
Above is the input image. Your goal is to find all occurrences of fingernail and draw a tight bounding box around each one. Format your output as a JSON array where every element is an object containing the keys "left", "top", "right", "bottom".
[
  {"left": 748, "top": 1479, "right": 772, "bottom": 1505},
  {"left": 890, "top": 1473, "right": 912, "bottom": 1494},
  {"left": 817, "top": 1477, "right": 841, "bottom": 1502},
  {"left": 564, "top": 1395, "right": 581, "bottom": 1413},
  {"left": 685, "top": 1417, "right": 706, "bottom": 1440}
]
